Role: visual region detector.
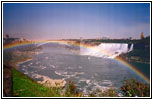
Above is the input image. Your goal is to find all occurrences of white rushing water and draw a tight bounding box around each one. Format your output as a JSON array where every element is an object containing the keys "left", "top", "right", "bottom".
[{"left": 80, "top": 43, "right": 133, "bottom": 58}]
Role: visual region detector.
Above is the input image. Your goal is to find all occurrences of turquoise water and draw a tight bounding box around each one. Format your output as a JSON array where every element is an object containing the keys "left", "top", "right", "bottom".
[{"left": 129, "top": 61, "right": 150, "bottom": 79}]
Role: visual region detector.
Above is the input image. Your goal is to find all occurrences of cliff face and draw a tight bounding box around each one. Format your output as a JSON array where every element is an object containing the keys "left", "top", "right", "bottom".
[
  {"left": 119, "top": 37, "right": 150, "bottom": 64},
  {"left": 3, "top": 64, "right": 12, "bottom": 97}
]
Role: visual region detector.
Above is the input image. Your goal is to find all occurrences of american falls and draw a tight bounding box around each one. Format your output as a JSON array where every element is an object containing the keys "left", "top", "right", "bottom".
[{"left": 80, "top": 43, "right": 134, "bottom": 58}]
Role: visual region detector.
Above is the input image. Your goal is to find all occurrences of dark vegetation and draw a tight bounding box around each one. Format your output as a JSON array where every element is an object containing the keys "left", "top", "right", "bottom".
[
  {"left": 120, "top": 79, "right": 150, "bottom": 97},
  {"left": 64, "top": 38, "right": 140, "bottom": 44},
  {"left": 119, "top": 36, "right": 150, "bottom": 63},
  {"left": 83, "top": 39, "right": 139, "bottom": 44}
]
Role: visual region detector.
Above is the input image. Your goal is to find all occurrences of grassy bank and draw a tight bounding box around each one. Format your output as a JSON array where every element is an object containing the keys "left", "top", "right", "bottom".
[{"left": 12, "top": 68, "right": 61, "bottom": 97}]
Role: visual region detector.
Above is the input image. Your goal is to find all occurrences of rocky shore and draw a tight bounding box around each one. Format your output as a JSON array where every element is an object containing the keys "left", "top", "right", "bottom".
[{"left": 36, "top": 74, "right": 66, "bottom": 88}]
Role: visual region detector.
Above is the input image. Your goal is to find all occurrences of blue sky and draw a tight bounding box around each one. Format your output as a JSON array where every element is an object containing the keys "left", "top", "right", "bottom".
[{"left": 3, "top": 3, "right": 150, "bottom": 40}]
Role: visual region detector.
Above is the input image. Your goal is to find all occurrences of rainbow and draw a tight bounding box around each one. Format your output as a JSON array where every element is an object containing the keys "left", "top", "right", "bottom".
[
  {"left": 115, "top": 57, "right": 150, "bottom": 84},
  {"left": 3, "top": 40, "right": 150, "bottom": 84}
]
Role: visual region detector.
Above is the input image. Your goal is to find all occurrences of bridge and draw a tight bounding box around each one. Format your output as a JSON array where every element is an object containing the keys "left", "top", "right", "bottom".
[{"left": 35, "top": 40, "right": 77, "bottom": 47}]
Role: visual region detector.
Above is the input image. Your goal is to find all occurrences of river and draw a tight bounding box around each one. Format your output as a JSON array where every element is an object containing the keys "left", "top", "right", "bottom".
[{"left": 18, "top": 42, "right": 150, "bottom": 93}]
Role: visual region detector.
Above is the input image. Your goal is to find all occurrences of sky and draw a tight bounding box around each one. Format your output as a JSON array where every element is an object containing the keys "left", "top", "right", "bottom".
[{"left": 3, "top": 3, "right": 150, "bottom": 40}]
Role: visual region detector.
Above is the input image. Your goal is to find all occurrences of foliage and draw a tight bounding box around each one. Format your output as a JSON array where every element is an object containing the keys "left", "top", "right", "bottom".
[
  {"left": 120, "top": 79, "right": 150, "bottom": 97},
  {"left": 99, "top": 88, "right": 118, "bottom": 97},
  {"left": 88, "top": 87, "right": 118, "bottom": 97},
  {"left": 64, "top": 80, "right": 83, "bottom": 97}
]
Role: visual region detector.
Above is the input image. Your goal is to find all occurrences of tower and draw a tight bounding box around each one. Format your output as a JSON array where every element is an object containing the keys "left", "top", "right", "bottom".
[{"left": 140, "top": 32, "right": 144, "bottom": 39}]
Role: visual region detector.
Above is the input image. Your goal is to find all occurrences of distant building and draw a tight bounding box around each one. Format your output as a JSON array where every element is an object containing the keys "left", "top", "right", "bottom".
[
  {"left": 6, "top": 34, "right": 9, "bottom": 39},
  {"left": 140, "top": 32, "right": 144, "bottom": 39},
  {"left": 3, "top": 35, "right": 27, "bottom": 44},
  {"left": 102, "top": 37, "right": 109, "bottom": 40},
  {"left": 19, "top": 37, "right": 26, "bottom": 42},
  {"left": 3, "top": 34, "right": 9, "bottom": 43},
  {"left": 128, "top": 37, "right": 132, "bottom": 40},
  {"left": 3, "top": 34, "right": 9, "bottom": 39},
  {"left": 12, "top": 37, "right": 26, "bottom": 42}
]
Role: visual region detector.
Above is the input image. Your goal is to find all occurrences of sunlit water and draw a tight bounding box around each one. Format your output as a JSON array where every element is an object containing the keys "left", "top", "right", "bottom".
[{"left": 18, "top": 43, "right": 150, "bottom": 93}]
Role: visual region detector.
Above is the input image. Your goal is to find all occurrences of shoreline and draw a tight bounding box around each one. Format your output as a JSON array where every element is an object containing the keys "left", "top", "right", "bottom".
[
  {"left": 16, "top": 58, "right": 33, "bottom": 67},
  {"left": 118, "top": 55, "right": 150, "bottom": 65}
]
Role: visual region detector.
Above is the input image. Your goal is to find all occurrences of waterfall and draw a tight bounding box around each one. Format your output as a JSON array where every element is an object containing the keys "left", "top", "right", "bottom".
[
  {"left": 80, "top": 43, "right": 134, "bottom": 58},
  {"left": 128, "top": 44, "right": 133, "bottom": 52}
]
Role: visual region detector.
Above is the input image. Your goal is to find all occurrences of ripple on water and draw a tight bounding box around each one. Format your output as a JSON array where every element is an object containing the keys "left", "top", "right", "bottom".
[
  {"left": 36, "top": 61, "right": 40, "bottom": 64},
  {"left": 30, "top": 66, "right": 39, "bottom": 68},
  {"left": 76, "top": 78, "right": 113, "bottom": 93},
  {"left": 54, "top": 70, "right": 85, "bottom": 80},
  {"left": 101, "top": 80, "right": 113, "bottom": 86},
  {"left": 41, "top": 66, "right": 46, "bottom": 70},
  {"left": 78, "top": 66, "right": 83, "bottom": 69},
  {"left": 93, "top": 82, "right": 110, "bottom": 92},
  {"left": 24, "top": 71, "right": 29, "bottom": 75},
  {"left": 86, "top": 80, "right": 91, "bottom": 84},
  {"left": 45, "top": 57, "right": 49, "bottom": 59},
  {"left": 28, "top": 62, "right": 33, "bottom": 66},
  {"left": 66, "top": 66, "right": 75, "bottom": 70},
  {"left": 50, "top": 65, "right": 56, "bottom": 68},
  {"left": 22, "top": 65, "right": 26, "bottom": 68}
]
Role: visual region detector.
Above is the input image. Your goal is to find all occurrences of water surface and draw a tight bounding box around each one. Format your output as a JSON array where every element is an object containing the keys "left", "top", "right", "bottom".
[{"left": 18, "top": 43, "right": 150, "bottom": 93}]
